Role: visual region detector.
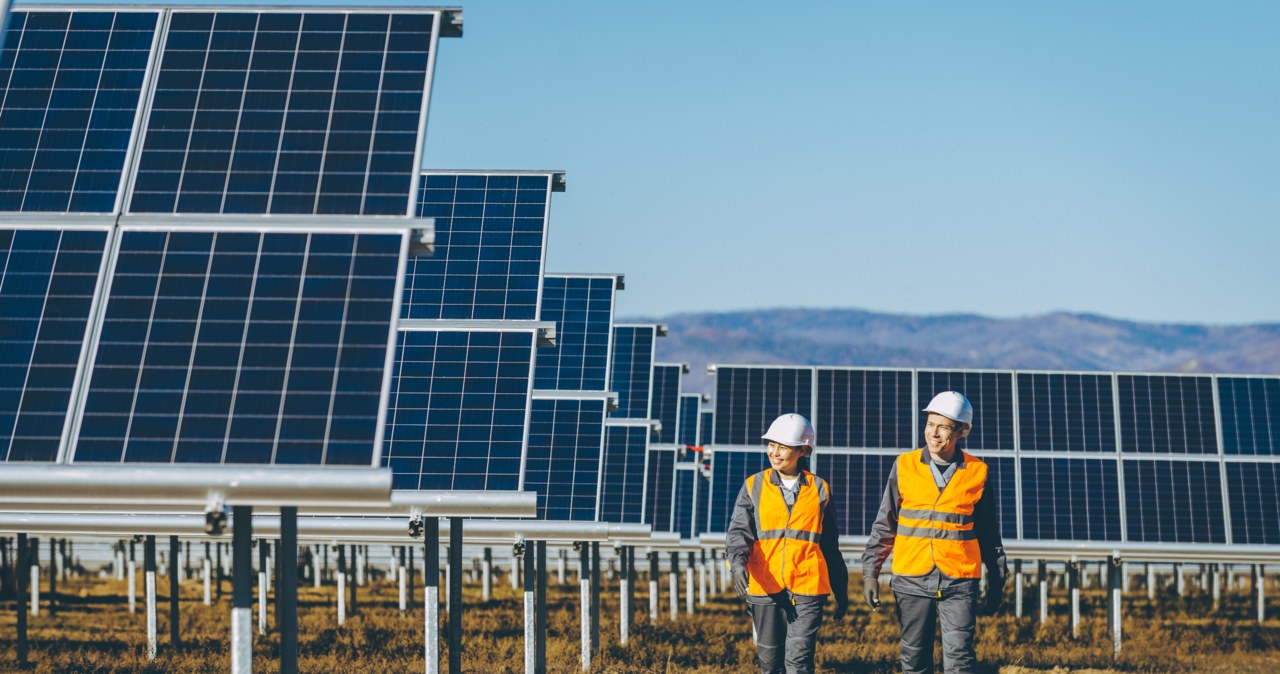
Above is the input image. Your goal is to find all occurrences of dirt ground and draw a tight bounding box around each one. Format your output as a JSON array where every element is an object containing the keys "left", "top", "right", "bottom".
[{"left": 2, "top": 571, "right": 1279, "bottom": 673}]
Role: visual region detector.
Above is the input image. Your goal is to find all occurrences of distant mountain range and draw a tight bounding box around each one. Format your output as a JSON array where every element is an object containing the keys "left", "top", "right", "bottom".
[{"left": 633, "top": 308, "right": 1280, "bottom": 395}]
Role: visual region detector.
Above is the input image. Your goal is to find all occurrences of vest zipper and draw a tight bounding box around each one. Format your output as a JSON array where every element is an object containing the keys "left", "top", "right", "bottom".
[{"left": 780, "top": 473, "right": 795, "bottom": 597}]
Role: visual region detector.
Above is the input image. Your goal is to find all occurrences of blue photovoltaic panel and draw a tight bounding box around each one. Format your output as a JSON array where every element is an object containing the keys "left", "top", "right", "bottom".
[
  {"left": 818, "top": 369, "right": 913, "bottom": 448},
  {"left": 74, "top": 229, "right": 401, "bottom": 465},
  {"left": 706, "top": 448, "right": 769, "bottom": 533},
  {"left": 404, "top": 173, "right": 548, "bottom": 320},
  {"left": 694, "top": 468, "right": 709, "bottom": 536},
  {"left": 1017, "top": 372, "right": 1116, "bottom": 452},
  {"left": 672, "top": 467, "right": 696, "bottom": 538},
  {"left": 0, "top": 11, "right": 156, "bottom": 213},
  {"left": 650, "top": 364, "right": 682, "bottom": 444},
  {"left": 820, "top": 453, "right": 896, "bottom": 537},
  {"left": 1020, "top": 457, "right": 1121, "bottom": 541},
  {"left": 917, "top": 370, "right": 1014, "bottom": 450},
  {"left": 609, "top": 326, "right": 655, "bottom": 419},
  {"left": 698, "top": 410, "right": 713, "bottom": 446},
  {"left": 1123, "top": 459, "right": 1225, "bottom": 543},
  {"left": 713, "top": 366, "right": 813, "bottom": 446},
  {"left": 678, "top": 394, "right": 700, "bottom": 447},
  {"left": 384, "top": 330, "right": 533, "bottom": 490},
  {"left": 1226, "top": 462, "right": 1280, "bottom": 545},
  {"left": 0, "top": 228, "right": 108, "bottom": 462},
  {"left": 1219, "top": 377, "right": 1280, "bottom": 456},
  {"left": 533, "top": 275, "right": 613, "bottom": 390},
  {"left": 645, "top": 447, "right": 675, "bottom": 532},
  {"left": 1117, "top": 375, "right": 1217, "bottom": 454},
  {"left": 599, "top": 424, "right": 648, "bottom": 523},
  {"left": 524, "top": 397, "right": 605, "bottom": 521},
  {"left": 980, "top": 454, "right": 1019, "bottom": 541},
  {"left": 130, "top": 11, "right": 435, "bottom": 215}
]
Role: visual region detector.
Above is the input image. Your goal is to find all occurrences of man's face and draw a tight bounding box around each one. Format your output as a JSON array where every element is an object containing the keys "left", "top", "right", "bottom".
[
  {"left": 767, "top": 440, "right": 808, "bottom": 476},
  {"left": 923, "top": 413, "right": 962, "bottom": 456}
]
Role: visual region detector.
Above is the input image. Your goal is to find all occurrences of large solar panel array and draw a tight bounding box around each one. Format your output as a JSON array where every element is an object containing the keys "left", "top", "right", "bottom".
[{"left": 701, "top": 365, "right": 1280, "bottom": 546}]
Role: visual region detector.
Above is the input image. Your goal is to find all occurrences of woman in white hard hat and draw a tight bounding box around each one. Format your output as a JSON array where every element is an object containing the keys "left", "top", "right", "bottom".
[
  {"left": 860, "top": 391, "right": 1008, "bottom": 674},
  {"left": 724, "top": 413, "right": 849, "bottom": 674}
]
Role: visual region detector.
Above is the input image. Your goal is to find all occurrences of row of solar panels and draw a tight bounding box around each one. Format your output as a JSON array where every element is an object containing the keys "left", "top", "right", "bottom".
[{"left": 697, "top": 365, "right": 1280, "bottom": 546}]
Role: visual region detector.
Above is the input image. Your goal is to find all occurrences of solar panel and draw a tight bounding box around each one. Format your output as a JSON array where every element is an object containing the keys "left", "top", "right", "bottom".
[
  {"left": 383, "top": 328, "right": 534, "bottom": 490},
  {"left": 818, "top": 453, "right": 897, "bottom": 537},
  {"left": 644, "top": 447, "right": 675, "bottom": 532},
  {"left": 533, "top": 274, "right": 615, "bottom": 391},
  {"left": 1218, "top": 376, "right": 1280, "bottom": 456},
  {"left": 609, "top": 325, "right": 656, "bottom": 419},
  {"left": 403, "top": 172, "right": 554, "bottom": 320},
  {"left": 0, "top": 225, "right": 110, "bottom": 462},
  {"left": 0, "top": 10, "right": 157, "bottom": 213},
  {"left": 917, "top": 370, "right": 1014, "bottom": 450},
  {"left": 1020, "top": 457, "right": 1121, "bottom": 541},
  {"left": 1016, "top": 372, "right": 1116, "bottom": 452},
  {"left": 128, "top": 10, "right": 438, "bottom": 216},
  {"left": 598, "top": 422, "right": 649, "bottom": 523},
  {"left": 705, "top": 448, "right": 769, "bottom": 533},
  {"left": 524, "top": 395, "right": 606, "bottom": 521},
  {"left": 817, "top": 368, "right": 913, "bottom": 449},
  {"left": 1123, "top": 459, "right": 1225, "bottom": 543},
  {"left": 712, "top": 366, "right": 813, "bottom": 446},
  {"left": 1117, "top": 374, "right": 1217, "bottom": 454},
  {"left": 698, "top": 410, "right": 713, "bottom": 446},
  {"left": 1225, "top": 462, "right": 1280, "bottom": 544},
  {"left": 980, "top": 454, "right": 1019, "bottom": 541},
  {"left": 672, "top": 466, "right": 697, "bottom": 538},
  {"left": 650, "top": 364, "right": 683, "bottom": 445},
  {"left": 677, "top": 393, "right": 700, "bottom": 448},
  {"left": 693, "top": 463, "right": 709, "bottom": 536},
  {"left": 71, "top": 225, "right": 405, "bottom": 466}
]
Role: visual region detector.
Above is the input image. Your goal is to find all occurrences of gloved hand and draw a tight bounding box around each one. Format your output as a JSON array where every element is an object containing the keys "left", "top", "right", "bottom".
[
  {"left": 832, "top": 596, "right": 849, "bottom": 620},
  {"left": 731, "top": 565, "right": 750, "bottom": 598},
  {"left": 863, "top": 576, "right": 880, "bottom": 609},
  {"left": 983, "top": 577, "right": 1005, "bottom": 615}
]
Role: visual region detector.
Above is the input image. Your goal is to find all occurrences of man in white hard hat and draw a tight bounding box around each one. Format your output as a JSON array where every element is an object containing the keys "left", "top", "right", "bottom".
[
  {"left": 860, "top": 391, "right": 1008, "bottom": 674},
  {"left": 725, "top": 413, "right": 849, "bottom": 674}
]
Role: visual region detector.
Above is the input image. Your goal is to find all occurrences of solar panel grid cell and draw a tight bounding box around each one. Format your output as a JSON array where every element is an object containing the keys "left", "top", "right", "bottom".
[
  {"left": 524, "top": 397, "right": 605, "bottom": 521},
  {"left": 650, "top": 364, "right": 681, "bottom": 444},
  {"left": 0, "top": 11, "right": 157, "bottom": 213},
  {"left": 608, "top": 326, "right": 654, "bottom": 420},
  {"left": 645, "top": 447, "right": 675, "bottom": 531},
  {"left": 818, "top": 368, "right": 913, "bottom": 448},
  {"left": 698, "top": 410, "right": 713, "bottom": 447},
  {"left": 818, "top": 453, "right": 897, "bottom": 538},
  {"left": 384, "top": 329, "right": 533, "bottom": 490},
  {"left": 1016, "top": 372, "right": 1116, "bottom": 452},
  {"left": 533, "top": 275, "right": 613, "bottom": 391},
  {"left": 1123, "top": 459, "right": 1226, "bottom": 543},
  {"left": 706, "top": 448, "right": 769, "bottom": 533},
  {"left": 916, "top": 370, "right": 1014, "bottom": 450},
  {"left": 713, "top": 366, "right": 813, "bottom": 446},
  {"left": 405, "top": 173, "right": 549, "bottom": 320},
  {"left": 1218, "top": 376, "right": 1280, "bottom": 456},
  {"left": 598, "top": 423, "right": 648, "bottom": 523},
  {"left": 677, "top": 393, "right": 700, "bottom": 449},
  {"left": 1118, "top": 374, "right": 1218, "bottom": 454},
  {"left": 672, "top": 467, "right": 696, "bottom": 538},
  {"left": 0, "top": 227, "right": 108, "bottom": 462},
  {"left": 1020, "top": 457, "right": 1121, "bottom": 541},
  {"left": 1225, "top": 462, "right": 1280, "bottom": 544}
]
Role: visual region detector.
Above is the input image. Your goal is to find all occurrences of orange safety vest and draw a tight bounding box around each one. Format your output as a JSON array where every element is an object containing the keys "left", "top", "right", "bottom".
[
  {"left": 891, "top": 449, "right": 987, "bottom": 579},
  {"left": 744, "top": 468, "right": 832, "bottom": 597}
]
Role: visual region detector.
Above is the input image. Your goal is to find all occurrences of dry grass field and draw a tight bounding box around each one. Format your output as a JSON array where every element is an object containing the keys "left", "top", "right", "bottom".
[{"left": 3, "top": 570, "right": 1280, "bottom": 673}]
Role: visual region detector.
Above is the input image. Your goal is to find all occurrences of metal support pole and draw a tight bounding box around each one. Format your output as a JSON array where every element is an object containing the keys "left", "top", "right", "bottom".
[
  {"left": 348, "top": 545, "right": 358, "bottom": 617},
  {"left": 29, "top": 537, "right": 39, "bottom": 616},
  {"left": 1107, "top": 556, "right": 1122, "bottom": 656},
  {"left": 216, "top": 541, "right": 224, "bottom": 600},
  {"left": 169, "top": 536, "right": 180, "bottom": 649},
  {"left": 1147, "top": 563, "right": 1155, "bottom": 601},
  {"left": 231, "top": 506, "right": 254, "bottom": 674},
  {"left": 280, "top": 507, "right": 299, "bottom": 674},
  {"left": 1038, "top": 560, "right": 1048, "bottom": 624},
  {"left": 399, "top": 546, "right": 408, "bottom": 613},
  {"left": 424, "top": 517, "right": 440, "bottom": 674},
  {"left": 1069, "top": 560, "right": 1080, "bottom": 638},
  {"left": 409, "top": 546, "right": 416, "bottom": 606},
  {"left": 16, "top": 532, "right": 28, "bottom": 667},
  {"left": 1014, "top": 559, "right": 1024, "bottom": 618},
  {"left": 590, "top": 542, "right": 601, "bottom": 654},
  {"left": 698, "top": 549, "right": 707, "bottom": 607},
  {"left": 258, "top": 539, "right": 268, "bottom": 636},
  {"left": 649, "top": 551, "right": 659, "bottom": 622},
  {"left": 448, "top": 519, "right": 463, "bottom": 674},
  {"left": 579, "top": 543, "right": 590, "bottom": 671},
  {"left": 204, "top": 543, "right": 212, "bottom": 605},
  {"left": 337, "top": 546, "right": 347, "bottom": 626},
  {"left": 48, "top": 538, "right": 57, "bottom": 616},
  {"left": 1255, "top": 564, "right": 1266, "bottom": 623},
  {"left": 557, "top": 549, "right": 566, "bottom": 585},
  {"left": 523, "top": 543, "right": 535, "bottom": 674},
  {"left": 535, "top": 541, "right": 547, "bottom": 674},
  {"left": 669, "top": 552, "right": 679, "bottom": 622},
  {"left": 685, "top": 551, "right": 695, "bottom": 615},
  {"left": 619, "top": 547, "right": 630, "bottom": 645},
  {"left": 312, "top": 545, "right": 321, "bottom": 589},
  {"left": 482, "top": 547, "right": 492, "bottom": 602},
  {"left": 626, "top": 546, "right": 636, "bottom": 620},
  {"left": 145, "top": 535, "right": 158, "bottom": 660},
  {"left": 357, "top": 544, "right": 366, "bottom": 587}
]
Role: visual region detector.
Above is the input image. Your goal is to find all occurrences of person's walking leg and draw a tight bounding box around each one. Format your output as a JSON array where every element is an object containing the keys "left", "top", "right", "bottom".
[
  {"left": 783, "top": 598, "right": 825, "bottom": 674},
  {"left": 750, "top": 602, "right": 788, "bottom": 674},
  {"left": 937, "top": 587, "right": 978, "bottom": 674},
  {"left": 895, "top": 592, "right": 937, "bottom": 674}
]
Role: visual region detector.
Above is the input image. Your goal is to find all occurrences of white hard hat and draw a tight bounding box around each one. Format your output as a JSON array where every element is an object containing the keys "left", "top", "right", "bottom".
[
  {"left": 923, "top": 391, "right": 974, "bottom": 427},
  {"left": 762, "top": 413, "right": 816, "bottom": 450}
]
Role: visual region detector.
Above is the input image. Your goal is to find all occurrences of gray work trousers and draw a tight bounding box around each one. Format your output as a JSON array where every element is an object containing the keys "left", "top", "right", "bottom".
[
  {"left": 895, "top": 587, "right": 978, "bottom": 674},
  {"left": 748, "top": 598, "right": 825, "bottom": 674}
]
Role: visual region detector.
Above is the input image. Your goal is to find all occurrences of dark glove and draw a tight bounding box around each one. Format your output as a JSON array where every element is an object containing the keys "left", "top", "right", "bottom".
[
  {"left": 863, "top": 576, "right": 880, "bottom": 609},
  {"left": 983, "top": 577, "right": 1005, "bottom": 615},
  {"left": 832, "top": 596, "right": 849, "bottom": 620},
  {"left": 731, "top": 565, "right": 750, "bottom": 598}
]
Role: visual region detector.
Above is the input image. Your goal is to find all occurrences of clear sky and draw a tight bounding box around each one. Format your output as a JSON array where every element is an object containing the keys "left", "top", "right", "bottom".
[{"left": 421, "top": 1, "right": 1279, "bottom": 325}]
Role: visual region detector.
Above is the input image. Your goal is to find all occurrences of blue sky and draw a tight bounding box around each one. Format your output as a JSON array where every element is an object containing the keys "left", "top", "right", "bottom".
[{"left": 422, "top": 1, "right": 1279, "bottom": 325}]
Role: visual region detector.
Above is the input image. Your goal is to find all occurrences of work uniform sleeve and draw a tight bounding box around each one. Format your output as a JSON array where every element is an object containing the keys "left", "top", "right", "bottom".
[
  {"left": 859, "top": 462, "right": 899, "bottom": 579},
  {"left": 724, "top": 482, "right": 756, "bottom": 570},
  {"left": 819, "top": 491, "right": 849, "bottom": 603},
  {"left": 973, "top": 480, "right": 1008, "bottom": 582}
]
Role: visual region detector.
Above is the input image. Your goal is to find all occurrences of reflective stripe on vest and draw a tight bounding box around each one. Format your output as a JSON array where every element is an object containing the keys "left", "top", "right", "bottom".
[
  {"left": 891, "top": 449, "right": 987, "bottom": 579},
  {"left": 744, "top": 468, "right": 831, "bottom": 596}
]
